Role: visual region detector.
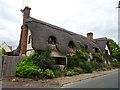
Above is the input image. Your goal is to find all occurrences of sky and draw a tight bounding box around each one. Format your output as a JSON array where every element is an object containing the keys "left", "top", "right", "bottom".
[{"left": 0, "top": 0, "right": 119, "bottom": 50}]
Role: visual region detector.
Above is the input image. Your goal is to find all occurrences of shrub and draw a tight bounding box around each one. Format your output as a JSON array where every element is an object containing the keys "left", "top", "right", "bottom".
[
  {"left": 45, "top": 69, "right": 55, "bottom": 79},
  {"left": 92, "top": 52, "right": 103, "bottom": 63},
  {"left": 89, "top": 61, "right": 103, "bottom": 70},
  {"left": 111, "top": 59, "right": 120, "bottom": 68},
  {"left": 54, "top": 71, "right": 63, "bottom": 77},
  {"left": 37, "top": 69, "right": 45, "bottom": 79},
  {"left": 74, "top": 67, "right": 83, "bottom": 74},
  {"left": 16, "top": 64, "right": 39, "bottom": 78},
  {"left": 100, "top": 67, "right": 108, "bottom": 71},
  {"left": 79, "top": 61, "right": 92, "bottom": 73},
  {"left": 65, "top": 70, "right": 75, "bottom": 76},
  {"left": 16, "top": 49, "right": 60, "bottom": 79},
  {"left": 32, "top": 49, "right": 57, "bottom": 70},
  {"left": 66, "top": 49, "right": 88, "bottom": 69}
]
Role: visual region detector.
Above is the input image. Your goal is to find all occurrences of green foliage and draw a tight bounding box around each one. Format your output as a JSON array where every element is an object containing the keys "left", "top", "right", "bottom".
[
  {"left": 16, "top": 64, "right": 39, "bottom": 78},
  {"left": 92, "top": 52, "right": 103, "bottom": 63},
  {"left": 65, "top": 70, "right": 75, "bottom": 76},
  {"left": 79, "top": 61, "right": 93, "bottom": 73},
  {"left": 111, "top": 59, "right": 120, "bottom": 68},
  {"left": 73, "top": 67, "right": 83, "bottom": 74},
  {"left": 77, "top": 41, "right": 87, "bottom": 52},
  {"left": 0, "top": 48, "right": 6, "bottom": 55},
  {"left": 32, "top": 49, "right": 56, "bottom": 70},
  {"left": 112, "top": 49, "right": 120, "bottom": 62},
  {"left": 67, "top": 49, "right": 88, "bottom": 69},
  {"left": 54, "top": 71, "right": 63, "bottom": 77},
  {"left": 89, "top": 61, "right": 102, "bottom": 70},
  {"left": 108, "top": 39, "right": 119, "bottom": 51},
  {"left": 16, "top": 49, "right": 59, "bottom": 79},
  {"left": 45, "top": 69, "right": 55, "bottom": 78},
  {"left": 108, "top": 39, "right": 120, "bottom": 62}
]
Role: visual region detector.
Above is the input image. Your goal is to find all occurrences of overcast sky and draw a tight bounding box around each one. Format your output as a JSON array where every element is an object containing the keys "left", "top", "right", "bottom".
[{"left": 0, "top": 0, "right": 119, "bottom": 50}]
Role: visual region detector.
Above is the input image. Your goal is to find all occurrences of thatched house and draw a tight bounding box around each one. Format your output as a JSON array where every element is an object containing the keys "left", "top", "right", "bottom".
[{"left": 14, "top": 7, "right": 112, "bottom": 65}]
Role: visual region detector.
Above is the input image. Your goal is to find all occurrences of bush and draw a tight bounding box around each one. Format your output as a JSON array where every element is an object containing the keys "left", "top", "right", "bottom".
[
  {"left": 74, "top": 67, "right": 83, "bottom": 74},
  {"left": 111, "top": 59, "right": 120, "bottom": 68},
  {"left": 45, "top": 69, "right": 55, "bottom": 79},
  {"left": 66, "top": 49, "right": 88, "bottom": 69},
  {"left": 32, "top": 49, "right": 57, "bottom": 70},
  {"left": 54, "top": 71, "right": 63, "bottom": 77},
  {"left": 89, "top": 61, "right": 103, "bottom": 70},
  {"left": 16, "top": 64, "right": 39, "bottom": 78},
  {"left": 92, "top": 52, "right": 103, "bottom": 63},
  {"left": 65, "top": 70, "right": 75, "bottom": 76},
  {"left": 16, "top": 49, "right": 60, "bottom": 79},
  {"left": 79, "top": 61, "right": 93, "bottom": 73}
]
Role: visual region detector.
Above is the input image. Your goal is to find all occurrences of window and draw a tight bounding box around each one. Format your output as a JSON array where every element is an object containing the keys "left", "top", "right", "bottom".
[
  {"left": 48, "top": 36, "right": 56, "bottom": 45},
  {"left": 28, "top": 35, "right": 31, "bottom": 44},
  {"left": 105, "top": 50, "right": 108, "bottom": 54},
  {"left": 93, "top": 47, "right": 99, "bottom": 52},
  {"left": 68, "top": 41, "right": 74, "bottom": 48},
  {"left": 54, "top": 57, "right": 66, "bottom": 65}
]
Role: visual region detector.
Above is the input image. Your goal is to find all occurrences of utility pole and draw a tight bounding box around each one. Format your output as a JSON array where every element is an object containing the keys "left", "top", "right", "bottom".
[{"left": 117, "top": 1, "right": 120, "bottom": 46}]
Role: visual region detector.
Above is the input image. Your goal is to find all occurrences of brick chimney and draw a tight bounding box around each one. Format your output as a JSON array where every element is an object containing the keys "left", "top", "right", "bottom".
[
  {"left": 19, "top": 7, "right": 31, "bottom": 56},
  {"left": 87, "top": 32, "right": 93, "bottom": 39}
]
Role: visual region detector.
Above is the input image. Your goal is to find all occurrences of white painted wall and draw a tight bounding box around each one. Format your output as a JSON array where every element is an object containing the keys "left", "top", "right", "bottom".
[
  {"left": 26, "top": 29, "right": 34, "bottom": 56},
  {"left": 105, "top": 44, "right": 111, "bottom": 55}
]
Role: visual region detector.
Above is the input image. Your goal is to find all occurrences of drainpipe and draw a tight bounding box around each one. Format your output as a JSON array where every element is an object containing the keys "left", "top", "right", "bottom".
[{"left": 19, "top": 7, "right": 31, "bottom": 56}]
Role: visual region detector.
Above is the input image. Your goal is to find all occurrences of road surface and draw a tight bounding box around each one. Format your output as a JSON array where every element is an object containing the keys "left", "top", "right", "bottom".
[
  {"left": 62, "top": 71, "right": 119, "bottom": 88},
  {"left": 0, "top": 81, "right": 2, "bottom": 90}
]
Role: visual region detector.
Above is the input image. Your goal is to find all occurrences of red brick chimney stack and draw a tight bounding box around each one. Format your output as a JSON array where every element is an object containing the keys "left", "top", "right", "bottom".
[
  {"left": 87, "top": 32, "right": 93, "bottom": 39},
  {"left": 19, "top": 7, "right": 31, "bottom": 56}
]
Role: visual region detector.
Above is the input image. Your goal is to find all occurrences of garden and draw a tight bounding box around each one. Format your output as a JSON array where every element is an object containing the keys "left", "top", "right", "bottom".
[{"left": 16, "top": 40, "right": 120, "bottom": 79}]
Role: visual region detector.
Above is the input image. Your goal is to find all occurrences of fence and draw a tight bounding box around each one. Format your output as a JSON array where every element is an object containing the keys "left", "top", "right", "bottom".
[{"left": 0, "top": 56, "right": 24, "bottom": 80}]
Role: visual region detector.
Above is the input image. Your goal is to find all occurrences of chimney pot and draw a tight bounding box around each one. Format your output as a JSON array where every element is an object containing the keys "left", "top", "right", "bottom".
[{"left": 87, "top": 32, "right": 93, "bottom": 39}]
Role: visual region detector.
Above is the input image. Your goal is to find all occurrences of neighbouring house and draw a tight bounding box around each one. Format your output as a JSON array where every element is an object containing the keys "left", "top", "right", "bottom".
[
  {"left": 13, "top": 7, "right": 112, "bottom": 65},
  {"left": 0, "top": 42, "right": 12, "bottom": 53}
]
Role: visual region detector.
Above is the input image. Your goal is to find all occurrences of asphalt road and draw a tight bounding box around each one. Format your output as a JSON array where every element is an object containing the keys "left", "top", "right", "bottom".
[
  {"left": 62, "top": 71, "right": 119, "bottom": 88},
  {"left": 0, "top": 81, "right": 2, "bottom": 90}
]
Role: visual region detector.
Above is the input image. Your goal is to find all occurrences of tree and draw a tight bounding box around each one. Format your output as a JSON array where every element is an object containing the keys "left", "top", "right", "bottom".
[
  {"left": 108, "top": 39, "right": 120, "bottom": 62},
  {"left": 108, "top": 39, "right": 119, "bottom": 51}
]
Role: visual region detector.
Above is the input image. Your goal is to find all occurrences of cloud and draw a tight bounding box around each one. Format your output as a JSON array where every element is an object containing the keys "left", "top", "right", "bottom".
[{"left": 0, "top": 0, "right": 119, "bottom": 50}]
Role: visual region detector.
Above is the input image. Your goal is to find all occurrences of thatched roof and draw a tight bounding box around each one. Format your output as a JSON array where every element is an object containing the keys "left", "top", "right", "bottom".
[
  {"left": 13, "top": 17, "right": 111, "bottom": 55},
  {"left": 25, "top": 17, "right": 100, "bottom": 53},
  {"left": 94, "top": 37, "right": 112, "bottom": 54}
]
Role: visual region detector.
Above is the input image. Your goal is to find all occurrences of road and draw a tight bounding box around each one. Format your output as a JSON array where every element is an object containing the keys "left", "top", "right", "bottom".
[
  {"left": 62, "top": 71, "right": 119, "bottom": 88},
  {"left": 0, "top": 81, "right": 2, "bottom": 90}
]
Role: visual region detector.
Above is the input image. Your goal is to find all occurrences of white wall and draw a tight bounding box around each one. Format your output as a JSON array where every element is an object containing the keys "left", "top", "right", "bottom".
[
  {"left": 26, "top": 29, "right": 34, "bottom": 56},
  {"left": 105, "top": 44, "right": 111, "bottom": 55}
]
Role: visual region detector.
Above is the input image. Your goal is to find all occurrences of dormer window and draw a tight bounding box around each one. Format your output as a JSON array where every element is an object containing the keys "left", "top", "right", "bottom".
[
  {"left": 68, "top": 41, "right": 74, "bottom": 48},
  {"left": 48, "top": 36, "right": 56, "bottom": 45},
  {"left": 93, "top": 47, "right": 99, "bottom": 52}
]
